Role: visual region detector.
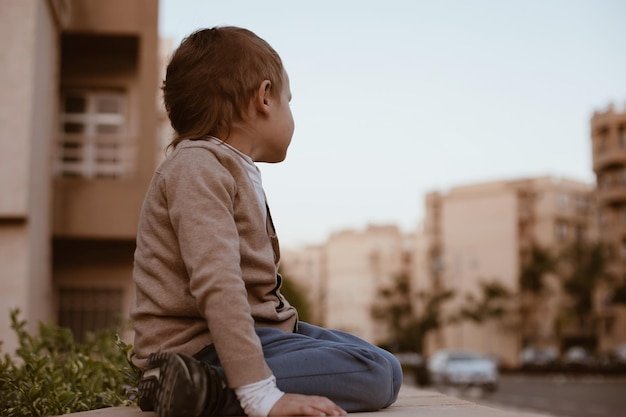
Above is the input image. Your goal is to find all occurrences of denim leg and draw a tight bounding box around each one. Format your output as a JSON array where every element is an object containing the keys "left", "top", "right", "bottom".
[
  {"left": 194, "top": 322, "right": 402, "bottom": 415},
  {"left": 259, "top": 322, "right": 402, "bottom": 412}
]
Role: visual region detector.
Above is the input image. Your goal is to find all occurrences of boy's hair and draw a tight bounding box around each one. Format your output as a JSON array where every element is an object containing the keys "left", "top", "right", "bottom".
[{"left": 163, "top": 26, "right": 285, "bottom": 148}]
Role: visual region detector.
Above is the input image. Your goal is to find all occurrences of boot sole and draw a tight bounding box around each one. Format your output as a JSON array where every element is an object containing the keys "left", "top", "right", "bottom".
[{"left": 151, "top": 352, "right": 199, "bottom": 417}]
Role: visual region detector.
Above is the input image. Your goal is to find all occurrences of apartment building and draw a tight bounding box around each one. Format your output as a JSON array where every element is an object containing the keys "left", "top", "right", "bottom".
[
  {"left": 281, "top": 245, "right": 327, "bottom": 325},
  {"left": 591, "top": 104, "right": 626, "bottom": 351},
  {"left": 592, "top": 105, "right": 626, "bottom": 282},
  {"left": 282, "top": 225, "right": 412, "bottom": 345},
  {"left": 417, "top": 176, "right": 596, "bottom": 366},
  {"left": 0, "top": 0, "right": 159, "bottom": 353}
]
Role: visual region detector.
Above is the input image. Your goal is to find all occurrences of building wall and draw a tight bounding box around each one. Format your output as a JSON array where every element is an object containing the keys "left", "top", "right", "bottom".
[
  {"left": 438, "top": 183, "right": 520, "bottom": 365},
  {"left": 325, "top": 225, "right": 409, "bottom": 344},
  {"left": 0, "top": 0, "right": 159, "bottom": 353},
  {"left": 51, "top": 0, "right": 159, "bottom": 344},
  {"left": 280, "top": 245, "right": 327, "bottom": 325},
  {"left": 591, "top": 104, "right": 626, "bottom": 281},
  {"left": 420, "top": 176, "right": 595, "bottom": 367},
  {"left": 282, "top": 225, "right": 410, "bottom": 345},
  {"left": 591, "top": 104, "right": 626, "bottom": 351},
  {"left": 0, "top": 0, "right": 60, "bottom": 353},
  {"left": 53, "top": 0, "right": 159, "bottom": 239}
]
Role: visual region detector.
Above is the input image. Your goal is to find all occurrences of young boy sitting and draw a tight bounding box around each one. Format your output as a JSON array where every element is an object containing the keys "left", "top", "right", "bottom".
[{"left": 132, "top": 26, "right": 402, "bottom": 417}]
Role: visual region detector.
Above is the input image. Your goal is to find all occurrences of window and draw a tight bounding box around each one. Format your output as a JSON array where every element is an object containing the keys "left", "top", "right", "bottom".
[
  {"left": 555, "top": 220, "right": 569, "bottom": 241},
  {"left": 574, "top": 195, "right": 588, "bottom": 212},
  {"left": 619, "top": 125, "right": 626, "bottom": 149},
  {"left": 56, "top": 90, "right": 134, "bottom": 178},
  {"left": 57, "top": 287, "right": 123, "bottom": 342},
  {"left": 596, "top": 128, "right": 609, "bottom": 153}
]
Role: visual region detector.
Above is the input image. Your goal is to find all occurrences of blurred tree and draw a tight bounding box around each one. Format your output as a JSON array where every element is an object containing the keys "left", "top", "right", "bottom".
[
  {"left": 518, "top": 245, "right": 557, "bottom": 346},
  {"left": 278, "top": 268, "right": 313, "bottom": 324},
  {"left": 371, "top": 272, "right": 455, "bottom": 354},
  {"left": 520, "top": 245, "right": 556, "bottom": 294},
  {"left": 558, "top": 241, "right": 613, "bottom": 334},
  {"left": 458, "top": 279, "right": 513, "bottom": 324}
]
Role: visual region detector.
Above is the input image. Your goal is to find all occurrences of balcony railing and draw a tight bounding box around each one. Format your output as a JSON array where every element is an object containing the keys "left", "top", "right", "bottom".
[
  {"left": 597, "top": 185, "right": 626, "bottom": 206},
  {"left": 55, "top": 134, "right": 136, "bottom": 179},
  {"left": 593, "top": 148, "right": 626, "bottom": 171}
]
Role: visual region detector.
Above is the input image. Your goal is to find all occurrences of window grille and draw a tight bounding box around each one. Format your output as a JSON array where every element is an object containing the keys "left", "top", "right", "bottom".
[
  {"left": 56, "top": 90, "right": 135, "bottom": 178},
  {"left": 57, "top": 287, "right": 123, "bottom": 342}
]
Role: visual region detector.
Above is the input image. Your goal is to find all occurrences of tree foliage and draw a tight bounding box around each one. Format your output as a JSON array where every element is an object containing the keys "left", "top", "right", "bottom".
[
  {"left": 278, "top": 269, "right": 313, "bottom": 324},
  {"left": 0, "top": 309, "right": 140, "bottom": 417},
  {"left": 519, "top": 245, "right": 556, "bottom": 294},
  {"left": 458, "top": 280, "right": 513, "bottom": 323},
  {"left": 371, "top": 272, "right": 455, "bottom": 353},
  {"left": 518, "top": 245, "right": 557, "bottom": 344},
  {"left": 558, "top": 241, "right": 613, "bottom": 330}
]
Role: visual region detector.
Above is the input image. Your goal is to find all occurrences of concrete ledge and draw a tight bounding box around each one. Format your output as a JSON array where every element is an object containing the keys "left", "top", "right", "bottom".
[{"left": 61, "top": 386, "right": 553, "bottom": 417}]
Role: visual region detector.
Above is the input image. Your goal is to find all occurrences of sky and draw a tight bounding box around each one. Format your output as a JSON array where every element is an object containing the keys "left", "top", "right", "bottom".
[{"left": 159, "top": 0, "right": 626, "bottom": 248}]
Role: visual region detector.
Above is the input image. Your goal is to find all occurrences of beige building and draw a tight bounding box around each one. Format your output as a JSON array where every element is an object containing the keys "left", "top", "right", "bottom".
[
  {"left": 417, "top": 176, "right": 596, "bottom": 367},
  {"left": 0, "top": 0, "right": 159, "bottom": 353},
  {"left": 591, "top": 104, "right": 626, "bottom": 282},
  {"left": 281, "top": 245, "right": 327, "bottom": 325},
  {"left": 281, "top": 225, "right": 412, "bottom": 344},
  {"left": 591, "top": 103, "right": 626, "bottom": 351}
]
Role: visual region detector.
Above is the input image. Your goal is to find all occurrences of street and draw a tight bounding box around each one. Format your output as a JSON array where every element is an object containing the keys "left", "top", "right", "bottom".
[{"left": 426, "top": 374, "right": 626, "bottom": 417}]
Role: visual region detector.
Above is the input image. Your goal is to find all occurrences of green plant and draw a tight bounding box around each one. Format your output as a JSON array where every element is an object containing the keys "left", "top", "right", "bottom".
[{"left": 0, "top": 309, "right": 141, "bottom": 416}]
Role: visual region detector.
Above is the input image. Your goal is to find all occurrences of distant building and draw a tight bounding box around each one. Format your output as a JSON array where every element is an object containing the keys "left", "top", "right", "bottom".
[
  {"left": 417, "top": 176, "right": 596, "bottom": 366},
  {"left": 281, "top": 225, "right": 412, "bottom": 344},
  {"left": 0, "top": 0, "right": 160, "bottom": 353},
  {"left": 281, "top": 245, "right": 327, "bottom": 325},
  {"left": 590, "top": 103, "right": 626, "bottom": 351},
  {"left": 591, "top": 104, "right": 626, "bottom": 283}
]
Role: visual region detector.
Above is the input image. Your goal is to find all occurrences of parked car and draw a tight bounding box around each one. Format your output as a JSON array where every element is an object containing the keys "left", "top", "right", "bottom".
[
  {"left": 562, "top": 346, "right": 595, "bottom": 371},
  {"left": 519, "top": 346, "right": 559, "bottom": 371},
  {"left": 427, "top": 349, "right": 498, "bottom": 391}
]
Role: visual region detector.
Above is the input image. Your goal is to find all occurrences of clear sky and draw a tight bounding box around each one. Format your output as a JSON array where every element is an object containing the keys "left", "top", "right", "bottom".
[{"left": 159, "top": 0, "right": 626, "bottom": 248}]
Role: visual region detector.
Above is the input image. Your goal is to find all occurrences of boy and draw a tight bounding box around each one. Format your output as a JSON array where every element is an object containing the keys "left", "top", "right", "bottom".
[{"left": 132, "top": 26, "right": 402, "bottom": 417}]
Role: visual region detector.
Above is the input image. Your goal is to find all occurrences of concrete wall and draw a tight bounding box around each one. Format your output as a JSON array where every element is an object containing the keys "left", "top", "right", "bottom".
[
  {"left": 0, "top": 0, "right": 58, "bottom": 353},
  {"left": 0, "top": 0, "right": 159, "bottom": 353}
]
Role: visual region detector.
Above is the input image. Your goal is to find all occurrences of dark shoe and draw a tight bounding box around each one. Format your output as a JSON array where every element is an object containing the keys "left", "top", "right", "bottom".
[{"left": 138, "top": 352, "right": 226, "bottom": 417}]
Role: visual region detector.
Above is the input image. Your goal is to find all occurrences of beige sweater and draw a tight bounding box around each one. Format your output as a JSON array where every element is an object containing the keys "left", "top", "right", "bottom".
[{"left": 131, "top": 139, "right": 297, "bottom": 388}]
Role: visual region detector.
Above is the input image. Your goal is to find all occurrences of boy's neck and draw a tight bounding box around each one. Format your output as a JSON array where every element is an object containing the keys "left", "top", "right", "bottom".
[{"left": 219, "top": 125, "right": 256, "bottom": 160}]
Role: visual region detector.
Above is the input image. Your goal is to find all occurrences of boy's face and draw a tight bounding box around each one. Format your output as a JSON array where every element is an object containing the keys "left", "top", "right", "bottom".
[{"left": 258, "top": 70, "right": 294, "bottom": 163}]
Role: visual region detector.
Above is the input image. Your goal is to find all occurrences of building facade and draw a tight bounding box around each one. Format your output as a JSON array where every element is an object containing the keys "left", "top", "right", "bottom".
[
  {"left": 591, "top": 104, "right": 626, "bottom": 351},
  {"left": 417, "top": 176, "right": 596, "bottom": 367},
  {"left": 0, "top": 0, "right": 159, "bottom": 353},
  {"left": 592, "top": 104, "right": 626, "bottom": 282},
  {"left": 281, "top": 225, "right": 412, "bottom": 345}
]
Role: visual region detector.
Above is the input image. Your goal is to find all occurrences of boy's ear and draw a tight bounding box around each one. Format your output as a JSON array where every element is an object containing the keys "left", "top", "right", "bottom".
[{"left": 253, "top": 80, "right": 272, "bottom": 116}]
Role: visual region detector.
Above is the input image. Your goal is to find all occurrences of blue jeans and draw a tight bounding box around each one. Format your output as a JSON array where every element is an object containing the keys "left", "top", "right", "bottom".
[{"left": 194, "top": 322, "right": 402, "bottom": 415}]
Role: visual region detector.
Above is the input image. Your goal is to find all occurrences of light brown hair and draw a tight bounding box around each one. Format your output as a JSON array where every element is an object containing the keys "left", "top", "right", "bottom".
[{"left": 163, "top": 26, "right": 285, "bottom": 148}]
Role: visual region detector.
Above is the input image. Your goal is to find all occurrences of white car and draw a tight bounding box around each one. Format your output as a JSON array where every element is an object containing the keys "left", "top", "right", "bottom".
[{"left": 427, "top": 349, "right": 498, "bottom": 391}]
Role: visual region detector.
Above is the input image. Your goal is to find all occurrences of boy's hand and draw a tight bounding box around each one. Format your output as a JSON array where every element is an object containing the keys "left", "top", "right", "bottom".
[{"left": 269, "top": 393, "right": 347, "bottom": 416}]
